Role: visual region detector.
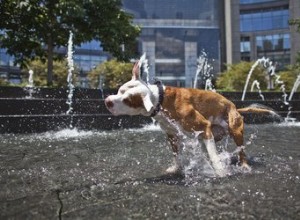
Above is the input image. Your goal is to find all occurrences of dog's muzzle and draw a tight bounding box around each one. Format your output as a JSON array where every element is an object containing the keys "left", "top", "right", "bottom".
[{"left": 105, "top": 97, "right": 114, "bottom": 109}]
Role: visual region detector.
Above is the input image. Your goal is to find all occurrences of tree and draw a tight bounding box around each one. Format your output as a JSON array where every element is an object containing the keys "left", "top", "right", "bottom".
[
  {"left": 23, "top": 59, "right": 79, "bottom": 87},
  {"left": 289, "top": 18, "right": 300, "bottom": 32},
  {"left": 0, "top": 0, "right": 140, "bottom": 86},
  {"left": 216, "top": 61, "right": 268, "bottom": 91},
  {"left": 88, "top": 59, "right": 132, "bottom": 89}
]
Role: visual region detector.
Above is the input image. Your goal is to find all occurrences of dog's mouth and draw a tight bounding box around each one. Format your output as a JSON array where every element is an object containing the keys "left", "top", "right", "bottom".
[
  {"left": 105, "top": 99, "right": 117, "bottom": 115},
  {"left": 105, "top": 105, "right": 118, "bottom": 116},
  {"left": 106, "top": 107, "right": 119, "bottom": 116}
]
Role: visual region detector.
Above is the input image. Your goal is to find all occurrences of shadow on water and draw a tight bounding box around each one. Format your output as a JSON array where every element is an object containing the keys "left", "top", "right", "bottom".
[
  {"left": 115, "top": 154, "right": 267, "bottom": 187},
  {"left": 115, "top": 173, "right": 186, "bottom": 186}
]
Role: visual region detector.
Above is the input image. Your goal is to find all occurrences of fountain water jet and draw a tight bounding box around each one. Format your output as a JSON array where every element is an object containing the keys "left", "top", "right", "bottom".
[
  {"left": 241, "top": 57, "right": 293, "bottom": 121},
  {"left": 241, "top": 57, "right": 275, "bottom": 101},
  {"left": 285, "top": 74, "right": 300, "bottom": 122},
  {"left": 193, "top": 51, "right": 214, "bottom": 91},
  {"left": 66, "top": 31, "right": 75, "bottom": 128},
  {"left": 25, "top": 70, "right": 35, "bottom": 98},
  {"left": 138, "top": 53, "right": 150, "bottom": 84},
  {"left": 288, "top": 74, "right": 300, "bottom": 101},
  {"left": 250, "top": 80, "right": 265, "bottom": 101}
]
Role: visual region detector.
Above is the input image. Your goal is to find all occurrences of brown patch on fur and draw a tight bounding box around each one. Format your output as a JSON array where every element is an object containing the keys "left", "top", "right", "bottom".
[{"left": 123, "top": 94, "right": 144, "bottom": 108}]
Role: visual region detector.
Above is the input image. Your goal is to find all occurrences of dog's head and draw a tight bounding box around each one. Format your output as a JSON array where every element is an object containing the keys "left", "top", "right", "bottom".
[{"left": 104, "top": 61, "right": 156, "bottom": 116}]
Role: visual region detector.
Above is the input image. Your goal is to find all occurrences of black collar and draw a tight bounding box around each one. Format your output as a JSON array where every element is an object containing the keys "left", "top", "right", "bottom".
[{"left": 150, "top": 80, "right": 164, "bottom": 117}]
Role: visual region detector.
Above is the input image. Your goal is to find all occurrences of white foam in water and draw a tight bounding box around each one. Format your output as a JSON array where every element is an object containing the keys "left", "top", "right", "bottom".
[
  {"left": 278, "top": 121, "right": 300, "bottom": 127},
  {"left": 140, "top": 123, "right": 162, "bottom": 131},
  {"left": 127, "top": 123, "right": 162, "bottom": 132},
  {"left": 178, "top": 132, "right": 236, "bottom": 180},
  {"left": 183, "top": 136, "right": 216, "bottom": 179},
  {"left": 40, "top": 128, "right": 94, "bottom": 140}
]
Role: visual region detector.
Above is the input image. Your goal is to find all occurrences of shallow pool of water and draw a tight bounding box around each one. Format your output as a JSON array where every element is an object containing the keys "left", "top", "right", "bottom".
[{"left": 1, "top": 123, "right": 300, "bottom": 219}]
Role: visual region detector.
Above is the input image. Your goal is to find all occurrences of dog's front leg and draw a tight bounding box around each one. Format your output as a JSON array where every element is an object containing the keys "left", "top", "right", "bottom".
[
  {"left": 203, "top": 138, "right": 227, "bottom": 177},
  {"left": 202, "top": 127, "right": 227, "bottom": 177},
  {"left": 165, "top": 134, "right": 182, "bottom": 174}
]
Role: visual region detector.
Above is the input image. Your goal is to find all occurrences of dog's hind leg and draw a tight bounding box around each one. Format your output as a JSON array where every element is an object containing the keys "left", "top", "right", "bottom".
[
  {"left": 166, "top": 134, "right": 183, "bottom": 174},
  {"left": 228, "top": 108, "right": 251, "bottom": 171}
]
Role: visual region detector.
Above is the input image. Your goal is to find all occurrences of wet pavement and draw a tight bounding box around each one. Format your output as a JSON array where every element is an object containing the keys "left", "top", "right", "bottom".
[{"left": 1, "top": 123, "right": 300, "bottom": 219}]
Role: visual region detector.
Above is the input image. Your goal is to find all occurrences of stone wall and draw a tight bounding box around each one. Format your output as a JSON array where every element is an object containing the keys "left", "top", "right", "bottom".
[{"left": 0, "top": 86, "right": 299, "bottom": 133}]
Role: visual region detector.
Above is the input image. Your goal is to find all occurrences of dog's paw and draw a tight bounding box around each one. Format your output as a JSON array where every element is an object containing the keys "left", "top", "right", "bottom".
[
  {"left": 166, "top": 165, "right": 182, "bottom": 174},
  {"left": 214, "top": 168, "right": 228, "bottom": 177},
  {"left": 241, "top": 162, "right": 252, "bottom": 172}
]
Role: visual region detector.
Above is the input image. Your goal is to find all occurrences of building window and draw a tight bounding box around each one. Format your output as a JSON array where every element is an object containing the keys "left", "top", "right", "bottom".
[
  {"left": 240, "top": 0, "right": 281, "bottom": 4},
  {"left": 256, "top": 33, "right": 290, "bottom": 52},
  {"left": 240, "top": 9, "right": 289, "bottom": 32},
  {"left": 256, "top": 33, "right": 290, "bottom": 70},
  {"left": 240, "top": 37, "right": 251, "bottom": 52},
  {"left": 0, "top": 49, "right": 15, "bottom": 66}
]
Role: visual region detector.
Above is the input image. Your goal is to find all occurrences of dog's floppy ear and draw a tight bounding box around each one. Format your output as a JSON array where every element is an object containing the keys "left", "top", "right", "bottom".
[
  {"left": 132, "top": 61, "right": 140, "bottom": 80},
  {"left": 142, "top": 94, "right": 154, "bottom": 112}
]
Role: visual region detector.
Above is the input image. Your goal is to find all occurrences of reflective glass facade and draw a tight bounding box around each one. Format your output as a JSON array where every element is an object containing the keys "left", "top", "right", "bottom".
[
  {"left": 240, "top": 0, "right": 280, "bottom": 4},
  {"left": 123, "top": 0, "right": 221, "bottom": 87},
  {"left": 74, "top": 41, "right": 107, "bottom": 72},
  {"left": 240, "top": 9, "right": 289, "bottom": 32},
  {"left": 123, "top": 0, "right": 219, "bottom": 21},
  {"left": 256, "top": 34, "right": 290, "bottom": 52},
  {"left": 238, "top": 0, "right": 291, "bottom": 69}
]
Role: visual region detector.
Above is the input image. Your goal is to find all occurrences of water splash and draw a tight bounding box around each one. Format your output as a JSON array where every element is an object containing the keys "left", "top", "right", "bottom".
[
  {"left": 205, "top": 78, "right": 215, "bottom": 92},
  {"left": 138, "top": 53, "right": 150, "bottom": 84},
  {"left": 271, "top": 71, "right": 289, "bottom": 105},
  {"left": 194, "top": 51, "right": 215, "bottom": 91},
  {"left": 288, "top": 74, "right": 300, "bottom": 101},
  {"left": 27, "top": 70, "right": 34, "bottom": 88},
  {"left": 25, "top": 70, "right": 35, "bottom": 98},
  {"left": 39, "top": 128, "right": 94, "bottom": 140},
  {"left": 98, "top": 75, "right": 104, "bottom": 99},
  {"left": 286, "top": 74, "right": 300, "bottom": 122},
  {"left": 66, "top": 31, "right": 75, "bottom": 128},
  {"left": 250, "top": 80, "right": 265, "bottom": 101}
]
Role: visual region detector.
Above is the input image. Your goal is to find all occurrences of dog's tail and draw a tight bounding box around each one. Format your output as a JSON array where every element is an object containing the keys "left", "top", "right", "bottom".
[
  {"left": 237, "top": 107, "right": 273, "bottom": 114},
  {"left": 237, "top": 104, "right": 279, "bottom": 117}
]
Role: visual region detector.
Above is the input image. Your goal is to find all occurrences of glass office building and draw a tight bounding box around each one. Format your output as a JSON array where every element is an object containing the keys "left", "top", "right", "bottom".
[
  {"left": 123, "top": 0, "right": 221, "bottom": 87},
  {"left": 239, "top": 0, "right": 292, "bottom": 69},
  {"left": 223, "top": 0, "right": 300, "bottom": 71}
]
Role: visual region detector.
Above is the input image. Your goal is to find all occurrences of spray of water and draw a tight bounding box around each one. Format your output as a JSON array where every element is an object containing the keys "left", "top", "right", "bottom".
[
  {"left": 193, "top": 51, "right": 215, "bottom": 91},
  {"left": 286, "top": 74, "right": 300, "bottom": 121},
  {"left": 250, "top": 80, "right": 265, "bottom": 101},
  {"left": 271, "top": 71, "right": 289, "bottom": 105},
  {"left": 27, "top": 70, "right": 34, "bottom": 88},
  {"left": 289, "top": 74, "right": 300, "bottom": 101},
  {"left": 241, "top": 57, "right": 274, "bottom": 101},
  {"left": 25, "top": 70, "right": 35, "bottom": 98},
  {"left": 138, "top": 53, "right": 150, "bottom": 84},
  {"left": 66, "top": 31, "right": 75, "bottom": 128}
]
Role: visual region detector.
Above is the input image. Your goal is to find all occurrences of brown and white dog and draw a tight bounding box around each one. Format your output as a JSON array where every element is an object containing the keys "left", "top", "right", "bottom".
[{"left": 105, "top": 58, "right": 274, "bottom": 177}]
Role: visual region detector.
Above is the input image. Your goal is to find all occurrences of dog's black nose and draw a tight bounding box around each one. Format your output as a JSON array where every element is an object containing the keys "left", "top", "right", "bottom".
[{"left": 105, "top": 98, "right": 114, "bottom": 109}]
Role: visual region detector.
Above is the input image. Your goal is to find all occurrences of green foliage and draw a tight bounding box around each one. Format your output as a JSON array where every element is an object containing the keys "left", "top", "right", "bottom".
[
  {"left": 0, "top": 0, "right": 140, "bottom": 85},
  {"left": 289, "top": 18, "right": 300, "bottom": 33},
  {"left": 0, "top": 78, "right": 10, "bottom": 86},
  {"left": 23, "top": 59, "right": 79, "bottom": 88},
  {"left": 216, "top": 62, "right": 268, "bottom": 91},
  {"left": 88, "top": 59, "right": 133, "bottom": 89},
  {"left": 278, "top": 65, "right": 300, "bottom": 91}
]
